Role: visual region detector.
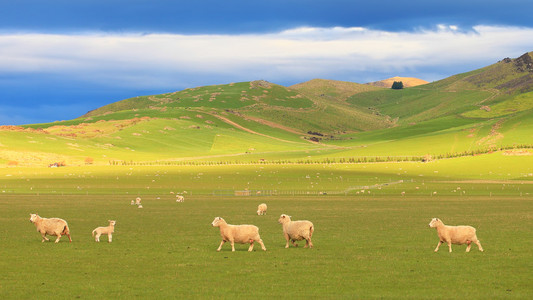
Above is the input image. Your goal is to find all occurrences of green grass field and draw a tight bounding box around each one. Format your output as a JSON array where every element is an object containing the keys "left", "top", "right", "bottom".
[
  {"left": 1, "top": 194, "right": 531, "bottom": 298},
  {"left": 1, "top": 154, "right": 532, "bottom": 298}
]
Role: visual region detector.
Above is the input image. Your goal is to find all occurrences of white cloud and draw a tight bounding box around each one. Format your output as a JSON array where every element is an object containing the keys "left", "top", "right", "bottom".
[{"left": 0, "top": 25, "right": 532, "bottom": 87}]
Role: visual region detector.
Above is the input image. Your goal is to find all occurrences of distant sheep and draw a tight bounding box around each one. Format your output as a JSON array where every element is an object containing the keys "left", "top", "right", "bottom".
[
  {"left": 135, "top": 197, "right": 142, "bottom": 205},
  {"left": 29, "top": 213, "right": 72, "bottom": 243},
  {"left": 176, "top": 195, "right": 185, "bottom": 202},
  {"left": 257, "top": 203, "right": 267, "bottom": 215},
  {"left": 92, "top": 220, "right": 116, "bottom": 243},
  {"left": 130, "top": 200, "right": 135, "bottom": 205},
  {"left": 278, "top": 214, "right": 314, "bottom": 248},
  {"left": 211, "top": 217, "right": 266, "bottom": 252},
  {"left": 429, "top": 218, "right": 484, "bottom": 252}
]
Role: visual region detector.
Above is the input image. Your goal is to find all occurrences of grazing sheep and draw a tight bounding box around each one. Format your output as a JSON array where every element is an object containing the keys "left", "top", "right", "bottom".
[
  {"left": 29, "top": 213, "right": 72, "bottom": 243},
  {"left": 176, "top": 195, "right": 185, "bottom": 202},
  {"left": 211, "top": 217, "right": 266, "bottom": 252},
  {"left": 138, "top": 205, "right": 143, "bottom": 209},
  {"left": 278, "top": 214, "right": 314, "bottom": 249},
  {"left": 257, "top": 203, "right": 267, "bottom": 215},
  {"left": 135, "top": 197, "right": 142, "bottom": 205},
  {"left": 130, "top": 200, "right": 135, "bottom": 205},
  {"left": 429, "top": 218, "right": 484, "bottom": 253},
  {"left": 92, "top": 220, "right": 116, "bottom": 243}
]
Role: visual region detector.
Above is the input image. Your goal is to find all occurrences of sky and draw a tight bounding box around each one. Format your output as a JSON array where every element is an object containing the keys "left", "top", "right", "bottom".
[{"left": 1, "top": 0, "right": 533, "bottom": 125}]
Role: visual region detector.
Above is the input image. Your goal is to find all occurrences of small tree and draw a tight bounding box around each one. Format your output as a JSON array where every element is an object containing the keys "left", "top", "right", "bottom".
[{"left": 391, "top": 81, "right": 404, "bottom": 89}]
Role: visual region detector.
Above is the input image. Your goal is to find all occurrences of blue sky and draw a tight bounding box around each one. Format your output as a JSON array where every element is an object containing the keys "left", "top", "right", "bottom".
[{"left": 1, "top": 0, "right": 533, "bottom": 125}]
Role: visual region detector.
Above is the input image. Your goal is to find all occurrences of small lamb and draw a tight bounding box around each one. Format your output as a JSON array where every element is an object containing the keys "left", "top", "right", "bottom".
[
  {"left": 278, "top": 214, "right": 314, "bottom": 248},
  {"left": 211, "top": 217, "right": 266, "bottom": 252},
  {"left": 92, "top": 220, "right": 116, "bottom": 243},
  {"left": 135, "top": 197, "right": 142, "bottom": 205},
  {"left": 429, "top": 218, "right": 484, "bottom": 252},
  {"left": 29, "top": 213, "right": 72, "bottom": 243},
  {"left": 257, "top": 203, "right": 267, "bottom": 215},
  {"left": 176, "top": 195, "right": 185, "bottom": 202}
]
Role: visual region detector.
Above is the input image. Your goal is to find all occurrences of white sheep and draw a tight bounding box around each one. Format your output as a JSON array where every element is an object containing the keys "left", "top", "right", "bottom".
[
  {"left": 211, "top": 217, "right": 266, "bottom": 252},
  {"left": 130, "top": 200, "right": 135, "bottom": 205},
  {"left": 135, "top": 197, "right": 142, "bottom": 205},
  {"left": 92, "top": 220, "right": 116, "bottom": 242},
  {"left": 29, "top": 213, "right": 72, "bottom": 243},
  {"left": 257, "top": 203, "right": 267, "bottom": 215},
  {"left": 278, "top": 214, "right": 314, "bottom": 248},
  {"left": 176, "top": 195, "right": 185, "bottom": 202},
  {"left": 428, "top": 218, "right": 484, "bottom": 253}
]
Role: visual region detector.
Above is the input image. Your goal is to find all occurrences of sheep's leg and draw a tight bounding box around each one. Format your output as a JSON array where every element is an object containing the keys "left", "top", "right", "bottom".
[
  {"left": 54, "top": 234, "right": 62, "bottom": 243},
  {"left": 474, "top": 239, "right": 484, "bottom": 252},
  {"left": 291, "top": 239, "right": 298, "bottom": 247},
  {"left": 248, "top": 240, "right": 255, "bottom": 252},
  {"left": 434, "top": 241, "right": 443, "bottom": 252},
  {"left": 447, "top": 241, "right": 452, "bottom": 253},
  {"left": 306, "top": 238, "right": 313, "bottom": 249},
  {"left": 284, "top": 233, "right": 290, "bottom": 248},
  {"left": 216, "top": 240, "right": 225, "bottom": 251},
  {"left": 95, "top": 233, "right": 101, "bottom": 242},
  {"left": 108, "top": 233, "right": 112, "bottom": 243},
  {"left": 257, "top": 239, "right": 266, "bottom": 251},
  {"left": 466, "top": 240, "right": 472, "bottom": 252},
  {"left": 66, "top": 233, "right": 72, "bottom": 242},
  {"left": 230, "top": 240, "right": 235, "bottom": 252},
  {"left": 41, "top": 233, "right": 49, "bottom": 242}
]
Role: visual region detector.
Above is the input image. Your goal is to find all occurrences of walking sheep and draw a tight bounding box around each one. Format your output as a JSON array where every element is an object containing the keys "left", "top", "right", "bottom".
[
  {"left": 429, "top": 218, "right": 484, "bottom": 253},
  {"left": 29, "top": 213, "right": 72, "bottom": 243},
  {"left": 211, "top": 217, "right": 266, "bottom": 252},
  {"left": 278, "top": 214, "right": 314, "bottom": 248},
  {"left": 92, "top": 220, "right": 116, "bottom": 243},
  {"left": 176, "top": 195, "right": 185, "bottom": 202},
  {"left": 257, "top": 203, "right": 267, "bottom": 215}
]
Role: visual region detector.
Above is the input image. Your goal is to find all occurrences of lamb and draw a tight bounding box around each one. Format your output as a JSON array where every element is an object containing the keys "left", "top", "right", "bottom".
[
  {"left": 29, "top": 213, "right": 72, "bottom": 243},
  {"left": 92, "top": 220, "right": 116, "bottom": 243},
  {"left": 211, "top": 217, "right": 266, "bottom": 252},
  {"left": 176, "top": 195, "right": 185, "bottom": 202},
  {"left": 135, "top": 197, "right": 142, "bottom": 205},
  {"left": 428, "top": 218, "right": 484, "bottom": 252},
  {"left": 256, "top": 203, "right": 267, "bottom": 215},
  {"left": 278, "top": 214, "right": 314, "bottom": 248}
]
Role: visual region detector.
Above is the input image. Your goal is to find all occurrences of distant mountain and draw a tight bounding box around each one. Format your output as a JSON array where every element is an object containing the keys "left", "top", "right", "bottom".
[
  {"left": 366, "top": 76, "right": 429, "bottom": 88},
  {"left": 2, "top": 52, "right": 532, "bottom": 166}
]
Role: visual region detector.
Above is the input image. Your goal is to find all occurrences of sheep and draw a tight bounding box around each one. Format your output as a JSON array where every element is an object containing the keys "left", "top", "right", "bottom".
[
  {"left": 211, "top": 217, "right": 266, "bottom": 252},
  {"left": 278, "top": 214, "right": 314, "bottom": 249},
  {"left": 257, "top": 203, "right": 267, "bottom": 215},
  {"left": 176, "top": 195, "right": 185, "bottom": 202},
  {"left": 29, "top": 213, "right": 72, "bottom": 243},
  {"left": 135, "top": 197, "right": 142, "bottom": 205},
  {"left": 428, "top": 218, "right": 484, "bottom": 253},
  {"left": 92, "top": 220, "right": 116, "bottom": 243},
  {"left": 130, "top": 200, "right": 135, "bottom": 205},
  {"left": 138, "top": 204, "right": 143, "bottom": 209}
]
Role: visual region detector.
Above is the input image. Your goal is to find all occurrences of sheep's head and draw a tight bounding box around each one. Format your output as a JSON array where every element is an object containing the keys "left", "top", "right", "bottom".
[
  {"left": 257, "top": 210, "right": 261, "bottom": 215},
  {"left": 278, "top": 214, "right": 291, "bottom": 224},
  {"left": 29, "top": 213, "right": 39, "bottom": 223},
  {"left": 429, "top": 218, "right": 441, "bottom": 228},
  {"left": 211, "top": 217, "right": 224, "bottom": 227},
  {"left": 108, "top": 220, "right": 116, "bottom": 226}
]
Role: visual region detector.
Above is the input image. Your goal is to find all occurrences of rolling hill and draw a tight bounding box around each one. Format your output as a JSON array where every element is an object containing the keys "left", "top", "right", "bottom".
[
  {"left": 366, "top": 76, "right": 429, "bottom": 88},
  {"left": 1, "top": 52, "right": 532, "bottom": 166}
]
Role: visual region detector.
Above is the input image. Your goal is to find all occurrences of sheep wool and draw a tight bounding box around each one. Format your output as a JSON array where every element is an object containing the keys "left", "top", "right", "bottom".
[
  {"left": 278, "top": 214, "right": 314, "bottom": 249},
  {"left": 429, "top": 218, "right": 484, "bottom": 253},
  {"left": 257, "top": 203, "right": 267, "bottom": 215},
  {"left": 211, "top": 217, "right": 266, "bottom": 252},
  {"left": 92, "top": 220, "right": 116, "bottom": 243},
  {"left": 29, "top": 213, "right": 72, "bottom": 243}
]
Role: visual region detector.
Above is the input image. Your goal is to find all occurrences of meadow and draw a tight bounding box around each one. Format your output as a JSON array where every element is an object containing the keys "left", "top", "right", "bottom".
[{"left": 1, "top": 154, "right": 532, "bottom": 299}]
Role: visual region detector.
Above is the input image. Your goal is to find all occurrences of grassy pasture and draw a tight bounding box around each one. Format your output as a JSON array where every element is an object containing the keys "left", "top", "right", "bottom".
[{"left": 1, "top": 194, "right": 532, "bottom": 299}]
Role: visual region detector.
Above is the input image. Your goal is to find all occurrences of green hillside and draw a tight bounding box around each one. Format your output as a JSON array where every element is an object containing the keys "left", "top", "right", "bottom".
[{"left": 2, "top": 52, "right": 533, "bottom": 166}]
